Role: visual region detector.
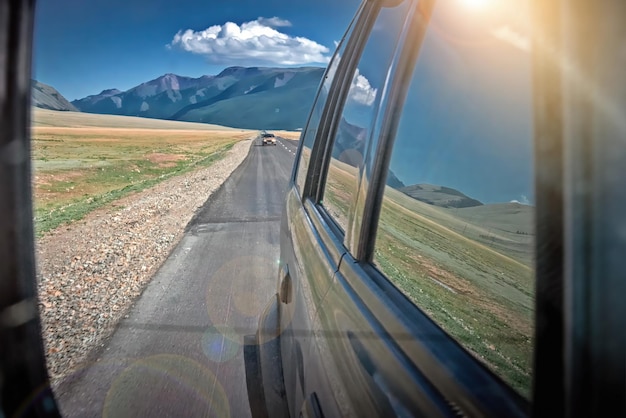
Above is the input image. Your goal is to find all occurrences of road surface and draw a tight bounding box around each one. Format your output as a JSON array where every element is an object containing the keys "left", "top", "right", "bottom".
[{"left": 56, "top": 136, "right": 298, "bottom": 417}]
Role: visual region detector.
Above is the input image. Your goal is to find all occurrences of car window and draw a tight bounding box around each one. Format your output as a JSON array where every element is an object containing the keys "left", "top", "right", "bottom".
[
  {"left": 372, "top": 0, "right": 534, "bottom": 397},
  {"left": 320, "top": 1, "right": 410, "bottom": 234},
  {"left": 295, "top": 12, "right": 359, "bottom": 194}
]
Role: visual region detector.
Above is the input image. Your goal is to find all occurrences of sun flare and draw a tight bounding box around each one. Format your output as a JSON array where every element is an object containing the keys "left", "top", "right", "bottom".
[{"left": 459, "top": 0, "right": 491, "bottom": 10}]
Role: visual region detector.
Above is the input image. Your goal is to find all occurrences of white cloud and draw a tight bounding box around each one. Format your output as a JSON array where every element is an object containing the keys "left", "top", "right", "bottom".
[
  {"left": 348, "top": 69, "right": 377, "bottom": 106},
  {"left": 491, "top": 25, "right": 530, "bottom": 52},
  {"left": 257, "top": 17, "right": 292, "bottom": 27},
  {"left": 511, "top": 195, "right": 530, "bottom": 205},
  {"left": 169, "top": 17, "right": 330, "bottom": 65}
]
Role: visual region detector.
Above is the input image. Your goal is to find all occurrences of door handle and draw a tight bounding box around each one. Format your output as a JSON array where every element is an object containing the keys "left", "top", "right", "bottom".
[{"left": 279, "top": 264, "right": 292, "bottom": 304}]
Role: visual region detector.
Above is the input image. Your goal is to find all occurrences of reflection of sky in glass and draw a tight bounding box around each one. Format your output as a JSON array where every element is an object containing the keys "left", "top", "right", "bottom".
[
  {"left": 340, "top": 1, "right": 410, "bottom": 131},
  {"left": 389, "top": 0, "right": 533, "bottom": 204},
  {"left": 327, "top": 1, "right": 411, "bottom": 169}
]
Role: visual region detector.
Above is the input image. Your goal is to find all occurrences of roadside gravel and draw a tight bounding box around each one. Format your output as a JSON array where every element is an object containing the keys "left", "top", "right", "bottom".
[{"left": 35, "top": 138, "right": 252, "bottom": 386}]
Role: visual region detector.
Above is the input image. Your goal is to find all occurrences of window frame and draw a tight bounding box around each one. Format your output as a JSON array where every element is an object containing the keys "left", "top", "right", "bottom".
[
  {"left": 312, "top": 0, "right": 414, "bottom": 255},
  {"left": 334, "top": 0, "right": 539, "bottom": 410},
  {"left": 310, "top": 2, "right": 381, "bottom": 207},
  {"left": 295, "top": 1, "right": 376, "bottom": 202},
  {"left": 292, "top": 1, "right": 365, "bottom": 195}
]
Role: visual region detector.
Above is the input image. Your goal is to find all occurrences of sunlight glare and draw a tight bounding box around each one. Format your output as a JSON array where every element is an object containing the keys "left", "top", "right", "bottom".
[{"left": 459, "top": 0, "right": 491, "bottom": 11}]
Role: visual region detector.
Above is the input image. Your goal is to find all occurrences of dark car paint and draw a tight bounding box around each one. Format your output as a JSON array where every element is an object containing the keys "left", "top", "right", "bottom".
[
  {"left": 261, "top": 0, "right": 529, "bottom": 416},
  {"left": 248, "top": 0, "right": 626, "bottom": 417}
]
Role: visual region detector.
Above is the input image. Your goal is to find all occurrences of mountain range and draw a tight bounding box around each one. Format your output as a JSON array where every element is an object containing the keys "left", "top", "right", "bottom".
[
  {"left": 31, "top": 75, "right": 494, "bottom": 212},
  {"left": 64, "top": 66, "right": 325, "bottom": 130},
  {"left": 31, "top": 80, "right": 77, "bottom": 111}
]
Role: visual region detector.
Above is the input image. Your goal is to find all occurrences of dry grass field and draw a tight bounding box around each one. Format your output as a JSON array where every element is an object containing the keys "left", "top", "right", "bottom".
[
  {"left": 32, "top": 108, "right": 244, "bottom": 130},
  {"left": 32, "top": 109, "right": 253, "bottom": 234}
]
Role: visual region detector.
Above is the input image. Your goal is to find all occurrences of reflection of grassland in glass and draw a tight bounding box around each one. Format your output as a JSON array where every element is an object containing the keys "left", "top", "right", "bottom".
[
  {"left": 374, "top": 185, "right": 534, "bottom": 397},
  {"left": 323, "top": 156, "right": 360, "bottom": 231}
]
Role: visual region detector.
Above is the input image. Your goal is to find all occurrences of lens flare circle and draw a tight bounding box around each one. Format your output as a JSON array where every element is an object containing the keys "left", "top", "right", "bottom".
[
  {"left": 202, "top": 325, "right": 241, "bottom": 363},
  {"left": 205, "top": 255, "right": 277, "bottom": 322},
  {"left": 103, "top": 354, "right": 230, "bottom": 418}
]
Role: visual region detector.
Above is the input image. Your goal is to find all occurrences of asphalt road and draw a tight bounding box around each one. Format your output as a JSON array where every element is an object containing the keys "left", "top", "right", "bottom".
[{"left": 56, "top": 136, "right": 298, "bottom": 417}]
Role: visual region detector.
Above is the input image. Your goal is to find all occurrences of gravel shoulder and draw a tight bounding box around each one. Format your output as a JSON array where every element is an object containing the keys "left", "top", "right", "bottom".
[{"left": 36, "top": 138, "right": 252, "bottom": 386}]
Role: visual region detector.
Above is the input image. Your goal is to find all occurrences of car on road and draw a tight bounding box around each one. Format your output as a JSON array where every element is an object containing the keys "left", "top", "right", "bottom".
[
  {"left": 262, "top": 132, "right": 277, "bottom": 146},
  {"left": 245, "top": 0, "right": 626, "bottom": 417}
]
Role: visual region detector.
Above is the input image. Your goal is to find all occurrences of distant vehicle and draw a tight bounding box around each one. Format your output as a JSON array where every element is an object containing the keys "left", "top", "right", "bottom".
[
  {"left": 262, "top": 132, "right": 276, "bottom": 146},
  {"left": 245, "top": 0, "right": 625, "bottom": 417}
]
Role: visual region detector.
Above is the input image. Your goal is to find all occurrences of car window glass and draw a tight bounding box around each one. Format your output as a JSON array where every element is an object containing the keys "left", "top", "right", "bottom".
[
  {"left": 372, "top": 0, "right": 534, "bottom": 397},
  {"left": 321, "top": 1, "right": 410, "bottom": 234},
  {"left": 295, "top": 17, "right": 358, "bottom": 193}
]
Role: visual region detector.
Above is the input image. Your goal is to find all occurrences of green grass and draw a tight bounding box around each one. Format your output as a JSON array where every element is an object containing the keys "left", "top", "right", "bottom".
[
  {"left": 321, "top": 159, "right": 359, "bottom": 230},
  {"left": 34, "top": 144, "right": 233, "bottom": 235},
  {"left": 321, "top": 157, "right": 535, "bottom": 395},
  {"left": 373, "top": 187, "right": 534, "bottom": 397},
  {"left": 32, "top": 116, "right": 251, "bottom": 236}
]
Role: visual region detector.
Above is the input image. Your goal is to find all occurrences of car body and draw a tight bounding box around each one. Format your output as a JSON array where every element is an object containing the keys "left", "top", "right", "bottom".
[
  {"left": 262, "top": 132, "right": 277, "bottom": 146},
  {"left": 244, "top": 0, "right": 626, "bottom": 417}
]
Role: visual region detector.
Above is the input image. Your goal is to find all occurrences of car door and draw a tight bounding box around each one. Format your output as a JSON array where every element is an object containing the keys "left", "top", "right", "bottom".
[
  {"left": 281, "top": 0, "right": 431, "bottom": 416},
  {"left": 276, "top": 2, "right": 370, "bottom": 417},
  {"left": 312, "top": 0, "right": 536, "bottom": 416}
]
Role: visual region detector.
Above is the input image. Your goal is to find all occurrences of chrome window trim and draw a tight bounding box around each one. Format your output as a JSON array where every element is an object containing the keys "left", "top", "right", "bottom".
[
  {"left": 300, "top": 1, "right": 378, "bottom": 202},
  {"left": 292, "top": 0, "right": 367, "bottom": 196}
]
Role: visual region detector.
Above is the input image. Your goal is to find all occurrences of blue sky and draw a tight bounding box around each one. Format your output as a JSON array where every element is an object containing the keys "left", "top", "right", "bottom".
[{"left": 33, "top": 0, "right": 360, "bottom": 100}]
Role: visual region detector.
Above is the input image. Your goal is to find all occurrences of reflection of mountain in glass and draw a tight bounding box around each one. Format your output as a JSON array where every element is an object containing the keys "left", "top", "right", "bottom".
[
  {"left": 394, "top": 182, "right": 535, "bottom": 265},
  {"left": 385, "top": 170, "right": 405, "bottom": 189},
  {"left": 332, "top": 117, "right": 367, "bottom": 167},
  {"left": 400, "top": 184, "right": 483, "bottom": 208},
  {"left": 332, "top": 117, "right": 406, "bottom": 188},
  {"left": 389, "top": 17, "right": 533, "bottom": 205}
]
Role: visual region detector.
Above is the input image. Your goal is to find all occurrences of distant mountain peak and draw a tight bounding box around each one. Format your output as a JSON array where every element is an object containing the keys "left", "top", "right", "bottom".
[
  {"left": 161, "top": 73, "right": 185, "bottom": 80},
  {"left": 99, "top": 88, "right": 121, "bottom": 96},
  {"left": 31, "top": 80, "right": 78, "bottom": 112},
  {"left": 216, "top": 66, "right": 265, "bottom": 78}
]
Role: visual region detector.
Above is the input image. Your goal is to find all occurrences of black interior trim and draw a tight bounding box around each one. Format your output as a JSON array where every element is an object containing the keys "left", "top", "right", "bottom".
[
  {"left": 0, "top": 0, "right": 61, "bottom": 416},
  {"left": 530, "top": 1, "right": 565, "bottom": 416}
]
